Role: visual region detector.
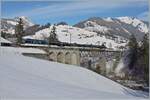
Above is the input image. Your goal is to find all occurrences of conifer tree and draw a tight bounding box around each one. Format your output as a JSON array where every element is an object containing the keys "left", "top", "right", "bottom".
[
  {"left": 15, "top": 18, "right": 24, "bottom": 45},
  {"left": 127, "top": 34, "right": 138, "bottom": 70},
  {"left": 140, "top": 34, "right": 149, "bottom": 85},
  {"left": 48, "top": 25, "right": 58, "bottom": 45},
  {"left": 128, "top": 34, "right": 138, "bottom": 49},
  {"left": 1, "top": 31, "right": 6, "bottom": 38}
]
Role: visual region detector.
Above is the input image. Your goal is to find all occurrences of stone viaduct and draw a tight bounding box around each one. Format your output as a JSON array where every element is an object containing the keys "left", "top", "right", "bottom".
[{"left": 47, "top": 46, "right": 122, "bottom": 71}]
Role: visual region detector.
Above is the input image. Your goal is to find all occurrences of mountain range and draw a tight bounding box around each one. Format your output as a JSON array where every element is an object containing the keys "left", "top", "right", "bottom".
[
  {"left": 74, "top": 17, "right": 148, "bottom": 41},
  {"left": 1, "top": 16, "right": 149, "bottom": 49}
]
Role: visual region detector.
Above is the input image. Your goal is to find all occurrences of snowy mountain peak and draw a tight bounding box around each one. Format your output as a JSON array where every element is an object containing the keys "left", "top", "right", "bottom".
[
  {"left": 74, "top": 16, "right": 148, "bottom": 41},
  {"left": 117, "top": 16, "right": 140, "bottom": 25},
  {"left": 103, "top": 17, "right": 114, "bottom": 22},
  {"left": 1, "top": 16, "right": 34, "bottom": 34},
  {"left": 15, "top": 16, "right": 34, "bottom": 27},
  {"left": 117, "top": 16, "right": 148, "bottom": 33}
]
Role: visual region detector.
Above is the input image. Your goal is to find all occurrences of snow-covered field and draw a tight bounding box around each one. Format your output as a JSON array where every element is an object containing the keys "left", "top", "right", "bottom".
[{"left": 0, "top": 47, "right": 148, "bottom": 99}]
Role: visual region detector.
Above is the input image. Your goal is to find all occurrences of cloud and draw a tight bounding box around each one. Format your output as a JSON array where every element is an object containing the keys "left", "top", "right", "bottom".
[
  {"left": 7, "top": 0, "right": 148, "bottom": 18},
  {"left": 137, "top": 11, "right": 148, "bottom": 21},
  {"left": 3, "top": 0, "right": 148, "bottom": 25}
]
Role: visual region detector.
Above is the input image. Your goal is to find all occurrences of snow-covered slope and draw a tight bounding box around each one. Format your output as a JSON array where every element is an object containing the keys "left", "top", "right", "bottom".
[
  {"left": 0, "top": 47, "right": 46, "bottom": 54},
  {"left": 0, "top": 47, "right": 148, "bottom": 99},
  {"left": 1, "top": 16, "right": 34, "bottom": 34},
  {"left": 24, "top": 25, "right": 126, "bottom": 50},
  {"left": 83, "top": 21, "right": 111, "bottom": 33},
  {"left": 0, "top": 37, "right": 12, "bottom": 43}
]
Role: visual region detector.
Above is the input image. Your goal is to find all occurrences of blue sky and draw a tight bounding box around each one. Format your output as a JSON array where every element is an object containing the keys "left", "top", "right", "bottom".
[{"left": 1, "top": 0, "right": 149, "bottom": 25}]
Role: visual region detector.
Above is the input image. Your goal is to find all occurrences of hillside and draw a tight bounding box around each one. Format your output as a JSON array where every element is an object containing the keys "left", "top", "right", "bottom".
[
  {"left": 0, "top": 47, "right": 148, "bottom": 99},
  {"left": 24, "top": 25, "right": 126, "bottom": 50}
]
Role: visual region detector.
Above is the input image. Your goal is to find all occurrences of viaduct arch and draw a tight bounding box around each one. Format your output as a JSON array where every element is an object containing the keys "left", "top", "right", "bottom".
[
  {"left": 47, "top": 47, "right": 80, "bottom": 65},
  {"left": 47, "top": 47, "right": 121, "bottom": 69}
]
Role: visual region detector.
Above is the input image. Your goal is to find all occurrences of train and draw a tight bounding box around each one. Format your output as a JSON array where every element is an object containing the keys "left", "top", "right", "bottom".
[{"left": 23, "top": 38, "right": 106, "bottom": 49}]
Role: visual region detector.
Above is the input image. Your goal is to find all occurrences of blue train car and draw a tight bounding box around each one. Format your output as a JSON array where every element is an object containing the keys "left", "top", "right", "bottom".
[{"left": 23, "top": 39, "right": 48, "bottom": 45}]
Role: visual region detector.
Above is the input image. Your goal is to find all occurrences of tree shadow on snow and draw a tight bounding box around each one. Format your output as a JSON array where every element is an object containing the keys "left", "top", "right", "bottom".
[{"left": 122, "top": 87, "right": 149, "bottom": 98}]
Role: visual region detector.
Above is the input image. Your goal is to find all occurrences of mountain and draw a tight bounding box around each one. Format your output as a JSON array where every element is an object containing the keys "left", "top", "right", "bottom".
[
  {"left": 1, "top": 16, "right": 34, "bottom": 34},
  {"left": 117, "top": 17, "right": 148, "bottom": 33},
  {"left": 74, "top": 17, "right": 149, "bottom": 41}
]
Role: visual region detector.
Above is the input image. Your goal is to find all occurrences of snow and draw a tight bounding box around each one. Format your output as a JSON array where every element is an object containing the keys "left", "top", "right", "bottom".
[
  {"left": 106, "top": 60, "right": 114, "bottom": 74},
  {"left": 115, "top": 59, "right": 125, "bottom": 76},
  {"left": 0, "top": 47, "right": 148, "bottom": 99},
  {"left": 22, "top": 43, "right": 48, "bottom": 47},
  {"left": 7, "top": 21, "right": 17, "bottom": 26},
  {"left": 7, "top": 28, "right": 15, "bottom": 34},
  {"left": 84, "top": 25, "right": 110, "bottom": 33},
  {"left": 117, "top": 17, "right": 149, "bottom": 33},
  {"left": 123, "top": 28, "right": 131, "bottom": 34},
  {"left": 117, "top": 17, "right": 133, "bottom": 24},
  {"left": 0, "top": 47, "right": 46, "bottom": 54},
  {"left": 115, "top": 50, "right": 130, "bottom": 77},
  {"left": 0, "top": 37, "right": 12, "bottom": 43},
  {"left": 84, "top": 21, "right": 111, "bottom": 33},
  {"left": 2, "top": 16, "right": 34, "bottom": 34},
  {"left": 19, "top": 16, "right": 34, "bottom": 27},
  {"left": 2, "top": 27, "right": 15, "bottom": 35},
  {"left": 103, "top": 17, "right": 114, "bottom": 22},
  {"left": 24, "top": 25, "right": 126, "bottom": 50}
]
